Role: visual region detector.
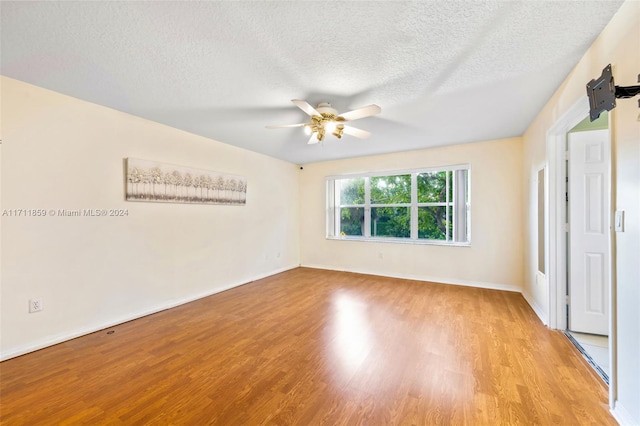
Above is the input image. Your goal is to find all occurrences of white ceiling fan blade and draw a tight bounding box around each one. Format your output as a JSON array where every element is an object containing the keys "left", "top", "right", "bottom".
[
  {"left": 265, "top": 123, "right": 306, "bottom": 129},
  {"left": 339, "top": 104, "right": 381, "bottom": 121},
  {"left": 307, "top": 134, "right": 320, "bottom": 144},
  {"left": 342, "top": 125, "right": 371, "bottom": 139},
  {"left": 292, "top": 99, "right": 322, "bottom": 117}
]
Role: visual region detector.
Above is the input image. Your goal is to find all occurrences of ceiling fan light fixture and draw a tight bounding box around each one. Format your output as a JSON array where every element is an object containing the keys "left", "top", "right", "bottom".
[
  {"left": 325, "top": 121, "right": 337, "bottom": 134},
  {"left": 267, "top": 99, "right": 381, "bottom": 144}
]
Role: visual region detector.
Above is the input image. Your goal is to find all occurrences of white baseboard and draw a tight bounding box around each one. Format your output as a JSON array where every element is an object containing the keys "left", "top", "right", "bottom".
[
  {"left": 612, "top": 401, "right": 638, "bottom": 426},
  {"left": 300, "top": 263, "right": 522, "bottom": 293},
  {"left": 0, "top": 264, "right": 298, "bottom": 361},
  {"left": 521, "top": 291, "right": 548, "bottom": 325}
]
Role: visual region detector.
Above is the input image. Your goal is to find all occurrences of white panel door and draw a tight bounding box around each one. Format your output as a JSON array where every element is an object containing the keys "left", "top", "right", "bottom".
[{"left": 568, "top": 129, "right": 610, "bottom": 336}]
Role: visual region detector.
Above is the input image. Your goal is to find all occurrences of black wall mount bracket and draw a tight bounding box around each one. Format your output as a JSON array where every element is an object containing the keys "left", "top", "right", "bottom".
[{"left": 586, "top": 64, "right": 640, "bottom": 122}]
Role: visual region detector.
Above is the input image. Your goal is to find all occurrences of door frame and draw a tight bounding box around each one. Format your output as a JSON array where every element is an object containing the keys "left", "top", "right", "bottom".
[{"left": 545, "top": 96, "right": 616, "bottom": 407}]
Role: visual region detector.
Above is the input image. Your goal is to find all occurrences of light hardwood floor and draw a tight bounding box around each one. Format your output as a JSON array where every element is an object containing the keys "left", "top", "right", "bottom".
[{"left": 0, "top": 268, "right": 615, "bottom": 425}]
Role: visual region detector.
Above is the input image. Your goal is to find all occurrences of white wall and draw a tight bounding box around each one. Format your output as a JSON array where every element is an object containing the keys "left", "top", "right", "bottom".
[
  {"left": 299, "top": 138, "right": 524, "bottom": 291},
  {"left": 521, "top": 1, "right": 640, "bottom": 423},
  {"left": 0, "top": 77, "right": 300, "bottom": 360}
]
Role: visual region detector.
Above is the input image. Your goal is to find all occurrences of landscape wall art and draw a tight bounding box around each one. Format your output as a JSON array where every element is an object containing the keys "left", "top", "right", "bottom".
[{"left": 125, "top": 158, "right": 247, "bottom": 205}]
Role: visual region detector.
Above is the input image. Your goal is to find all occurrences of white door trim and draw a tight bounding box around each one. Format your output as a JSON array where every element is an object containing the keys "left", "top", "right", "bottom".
[
  {"left": 546, "top": 97, "right": 588, "bottom": 330},
  {"left": 545, "top": 96, "right": 616, "bottom": 409}
]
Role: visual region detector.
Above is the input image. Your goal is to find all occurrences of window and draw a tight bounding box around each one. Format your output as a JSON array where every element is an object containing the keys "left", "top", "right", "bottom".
[{"left": 327, "top": 165, "right": 470, "bottom": 244}]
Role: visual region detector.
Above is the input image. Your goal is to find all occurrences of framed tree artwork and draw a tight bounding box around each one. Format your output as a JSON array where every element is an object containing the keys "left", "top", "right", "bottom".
[{"left": 125, "top": 158, "right": 247, "bottom": 205}]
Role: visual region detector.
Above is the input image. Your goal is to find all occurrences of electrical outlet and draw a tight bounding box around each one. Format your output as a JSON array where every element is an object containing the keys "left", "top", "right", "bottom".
[{"left": 29, "top": 298, "right": 43, "bottom": 313}]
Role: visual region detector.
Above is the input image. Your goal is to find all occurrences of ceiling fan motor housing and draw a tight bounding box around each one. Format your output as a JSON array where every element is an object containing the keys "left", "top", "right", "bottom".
[{"left": 315, "top": 103, "right": 338, "bottom": 116}]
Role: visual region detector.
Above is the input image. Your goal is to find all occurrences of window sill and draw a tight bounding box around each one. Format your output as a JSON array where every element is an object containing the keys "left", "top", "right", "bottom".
[{"left": 326, "top": 236, "right": 471, "bottom": 247}]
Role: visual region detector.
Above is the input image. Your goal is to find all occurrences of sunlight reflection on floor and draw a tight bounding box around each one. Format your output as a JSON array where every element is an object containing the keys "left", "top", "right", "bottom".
[
  {"left": 331, "top": 291, "right": 374, "bottom": 377},
  {"left": 323, "top": 287, "right": 473, "bottom": 404}
]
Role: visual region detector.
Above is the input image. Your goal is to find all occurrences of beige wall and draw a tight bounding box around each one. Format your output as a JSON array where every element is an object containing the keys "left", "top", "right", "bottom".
[
  {"left": 0, "top": 77, "right": 300, "bottom": 359},
  {"left": 299, "top": 138, "right": 524, "bottom": 291},
  {"left": 521, "top": 1, "right": 640, "bottom": 422}
]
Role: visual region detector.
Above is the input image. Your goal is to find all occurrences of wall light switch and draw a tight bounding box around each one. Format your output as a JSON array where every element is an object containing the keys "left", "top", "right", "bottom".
[{"left": 614, "top": 210, "right": 624, "bottom": 232}]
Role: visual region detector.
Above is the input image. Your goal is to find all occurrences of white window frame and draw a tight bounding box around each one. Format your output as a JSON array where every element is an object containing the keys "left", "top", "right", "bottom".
[{"left": 326, "top": 165, "right": 471, "bottom": 246}]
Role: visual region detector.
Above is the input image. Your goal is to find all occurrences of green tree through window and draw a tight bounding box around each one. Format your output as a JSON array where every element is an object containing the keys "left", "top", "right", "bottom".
[
  {"left": 370, "top": 174, "right": 411, "bottom": 238},
  {"left": 338, "top": 178, "right": 365, "bottom": 236}
]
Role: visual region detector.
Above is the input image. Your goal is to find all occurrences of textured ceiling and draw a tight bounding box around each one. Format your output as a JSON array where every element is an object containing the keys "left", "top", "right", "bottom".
[{"left": 1, "top": 1, "right": 624, "bottom": 165}]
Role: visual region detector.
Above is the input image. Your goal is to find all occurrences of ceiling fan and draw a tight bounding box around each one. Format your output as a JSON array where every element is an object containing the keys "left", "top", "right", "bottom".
[{"left": 266, "top": 99, "right": 381, "bottom": 144}]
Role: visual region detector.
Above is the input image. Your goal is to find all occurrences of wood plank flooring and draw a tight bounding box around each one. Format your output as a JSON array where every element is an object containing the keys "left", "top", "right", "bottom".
[{"left": 0, "top": 268, "right": 615, "bottom": 425}]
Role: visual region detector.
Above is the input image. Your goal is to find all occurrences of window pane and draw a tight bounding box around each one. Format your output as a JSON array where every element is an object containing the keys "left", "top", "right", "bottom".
[
  {"left": 417, "top": 172, "right": 447, "bottom": 203},
  {"left": 418, "top": 206, "right": 448, "bottom": 240},
  {"left": 328, "top": 167, "right": 469, "bottom": 244},
  {"left": 371, "top": 175, "right": 411, "bottom": 204},
  {"left": 339, "top": 207, "right": 364, "bottom": 236},
  {"left": 339, "top": 178, "right": 365, "bottom": 205},
  {"left": 371, "top": 207, "right": 410, "bottom": 238}
]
